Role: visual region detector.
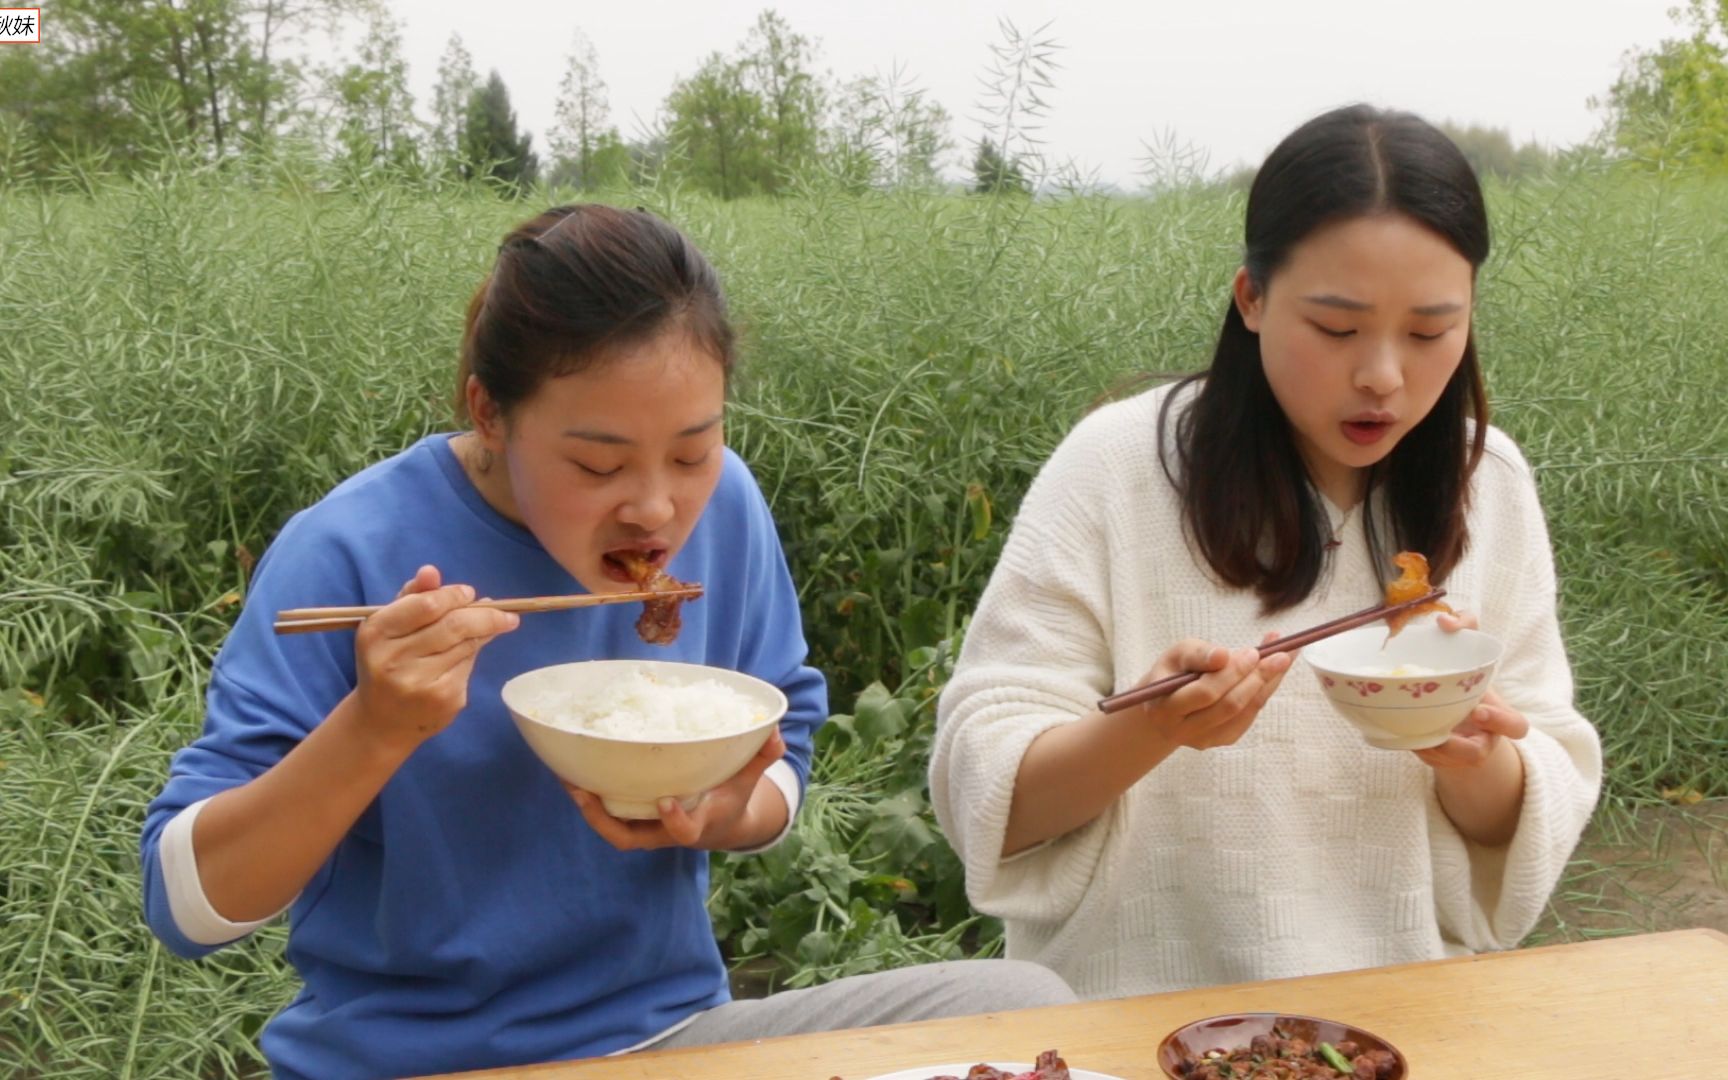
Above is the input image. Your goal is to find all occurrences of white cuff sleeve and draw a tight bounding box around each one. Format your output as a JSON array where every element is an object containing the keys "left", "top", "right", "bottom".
[
  {"left": 160, "top": 798, "right": 297, "bottom": 946},
  {"left": 728, "top": 759, "right": 802, "bottom": 854}
]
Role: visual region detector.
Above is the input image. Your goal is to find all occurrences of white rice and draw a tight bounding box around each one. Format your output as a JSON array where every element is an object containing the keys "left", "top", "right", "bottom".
[
  {"left": 531, "top": 667, "right": 767, "bottom": 741},
  {"left": 1361, "top": 663, "right": 1440, "bottom": 677}
]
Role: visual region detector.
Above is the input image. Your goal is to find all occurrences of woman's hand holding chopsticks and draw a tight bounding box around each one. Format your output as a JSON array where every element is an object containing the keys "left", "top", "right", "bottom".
[
  {"left": 351, "top": 565, "right": 521, "bottom": 753},
  {"left": 1120, "top": 634, "right": 1296, "bottom": 750},
  {"left": 193, "top": 565, "right": 520, "bottom": 923},
  {"left": 1000, "top": 635, "right": 1293, "bottom": 857}
]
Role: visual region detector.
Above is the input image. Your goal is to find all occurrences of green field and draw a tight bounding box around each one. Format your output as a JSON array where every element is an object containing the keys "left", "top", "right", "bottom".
[{"left": 2, "top": 164, "right": 1726, "bottom": 1076}]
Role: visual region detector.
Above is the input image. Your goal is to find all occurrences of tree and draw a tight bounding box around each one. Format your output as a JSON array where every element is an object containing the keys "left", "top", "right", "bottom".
[
  {"left": 0, "top": 10, "right": 158, "bottom": 169},
  {"left": 548, "top": 29, "right": 621, "bottom": 189},
  {"left": 429, "top": 33, "right": 478, "bottom": 172},
  {"left": 461, "top": 71, "right": 538, "bottom": 187},
  {"left": 739, "top": 9, "right": 824, "bottom": 190},
  {"left": 0, "top": 0, "right": 244, "bottom": 166},
  {"left": 1598, "top": 0, "right": 1728, "bottom": 171},
  {"left": 174, "top": 0, "right": 246, "bottom": 157},
  {"left": 326, "top": 0, "right": 417, "bottom": 167},
  {"left": 1436, "top": 122, "right": 1556, "bottom": 180},
  {"left": 830, "top": 69, "right": 952, "bottom": 189},
  {"left": 546, "top": 130, "right": 630, "bottom": 190},
  {"left": 0, "top": 0, "right": 358, "bottom": 170},
  {"left": 660, "top": 8, "right": 832, "bottom": 197},
  {"left": 971, "top": 139, "right": 1028, "bottom": 194},
  {"left": 235, "top": 0, "right": 354, "bottom": 148},
  {"left": 664, "top": 52, "right": 767, "bottom": 198}
]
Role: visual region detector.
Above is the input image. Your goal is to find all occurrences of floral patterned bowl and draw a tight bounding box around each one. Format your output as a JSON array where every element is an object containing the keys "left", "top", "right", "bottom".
[{"left": 1302, "top": 620, "right": 1503, "bottom": 750}]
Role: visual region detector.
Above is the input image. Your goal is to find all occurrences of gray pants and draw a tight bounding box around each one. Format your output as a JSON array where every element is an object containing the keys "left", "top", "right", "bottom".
[{"left": 651, "top": 960, "right": 1077, "bottom": 1051}]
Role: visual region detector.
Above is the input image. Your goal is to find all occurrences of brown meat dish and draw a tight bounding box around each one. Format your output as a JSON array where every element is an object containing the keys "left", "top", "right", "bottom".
[
  {"left": 829, "top": 1048, "right": 1072, "bottom": 1080},
  {"left": 1175, "top": 1030, "right": 1398, "bottom": 1079},
  {"left": 613, "top": 551, "right": 700, "bottom": 646},
  {"left": 1382, "top": 551, "right": 1455, "bottom": 635}
]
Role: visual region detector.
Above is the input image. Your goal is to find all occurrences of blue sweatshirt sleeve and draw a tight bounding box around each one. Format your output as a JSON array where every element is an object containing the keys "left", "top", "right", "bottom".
[{"left": 140, "top": 514, "right": 363, "bottom": 959}]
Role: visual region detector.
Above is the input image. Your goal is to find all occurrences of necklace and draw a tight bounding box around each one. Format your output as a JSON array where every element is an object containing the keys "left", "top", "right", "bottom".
[{"left": 1324, "top": 501, "right": 1356, "bottom": 550}]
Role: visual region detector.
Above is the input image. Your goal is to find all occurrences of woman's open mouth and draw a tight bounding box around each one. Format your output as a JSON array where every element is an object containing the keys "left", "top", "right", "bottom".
[
  {"left": 601, "top": 549, "right": 668, "bottom": 584},
  {"left": 1341, "top": 420, "right": 1392, "bottom": 446}
]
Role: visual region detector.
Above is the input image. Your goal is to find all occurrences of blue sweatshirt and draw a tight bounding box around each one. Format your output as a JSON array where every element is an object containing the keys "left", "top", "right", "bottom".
[{"left": 140, "top": 435, "right": 827, "bottom": 1079}]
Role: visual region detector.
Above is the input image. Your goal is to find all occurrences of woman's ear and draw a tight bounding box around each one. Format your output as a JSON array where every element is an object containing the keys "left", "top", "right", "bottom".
[
  {"left": 465, "top": 375, "right": 506, "bottom": 452},
  {"left": 1233, "top": 267, "right": 1264, "bottom": 333}
]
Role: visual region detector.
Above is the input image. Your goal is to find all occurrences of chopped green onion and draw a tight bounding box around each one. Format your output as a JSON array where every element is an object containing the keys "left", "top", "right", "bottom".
[{"left": 1317, "top": 1042, "right": 1354, "bottom": 1074}]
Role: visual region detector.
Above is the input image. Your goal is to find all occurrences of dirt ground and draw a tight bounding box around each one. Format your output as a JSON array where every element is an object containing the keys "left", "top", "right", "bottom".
[{"left": 1530, "top": 799, "right": 1728, "bottom": 943}]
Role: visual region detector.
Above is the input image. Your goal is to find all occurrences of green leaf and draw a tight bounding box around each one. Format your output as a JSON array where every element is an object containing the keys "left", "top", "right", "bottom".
[
  {"left": 767, "top": 896, "right": 813, "bottom": 954},
  {"left": 865, "top": 791, "right": 938, "bottom": 865},
  {"left": 853, "top": 682, "right": 908, "bottom": 744},
  {"left": 814, "top": 718, "right": 854, "bottom": 756},
  {"left": 797, "top": 930, "right": 837, "bottom": 966},
  {"left": 898, "top": 597, "right": 946, "bottom": 653}
]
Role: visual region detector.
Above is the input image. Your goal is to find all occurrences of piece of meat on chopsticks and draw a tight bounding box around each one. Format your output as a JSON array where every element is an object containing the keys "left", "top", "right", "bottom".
[
  {"left": 1382, "top": 551, "right": 1456, "bottom": 635},
  {"left": 613, "top": 551, "right": 700, "bottom": 646}
]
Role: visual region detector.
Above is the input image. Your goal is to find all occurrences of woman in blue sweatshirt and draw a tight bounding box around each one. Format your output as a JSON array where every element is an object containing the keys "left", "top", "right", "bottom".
[{"left": 140, "top": 205, "right": 1073, "bottom": 1080}]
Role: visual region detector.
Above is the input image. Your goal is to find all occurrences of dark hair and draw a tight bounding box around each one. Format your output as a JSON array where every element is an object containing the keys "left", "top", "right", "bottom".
[
  {"left": 1158, "top": 104, "right": 1491, "bottom": 613},
  {"left": 456, "top": 204, "right": 736, "bottom": 422}
]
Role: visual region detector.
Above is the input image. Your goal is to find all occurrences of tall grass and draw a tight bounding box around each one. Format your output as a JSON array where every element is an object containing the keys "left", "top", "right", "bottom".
[{"left": 2, "top": 161, "right": 1725, "bottom": 1076}]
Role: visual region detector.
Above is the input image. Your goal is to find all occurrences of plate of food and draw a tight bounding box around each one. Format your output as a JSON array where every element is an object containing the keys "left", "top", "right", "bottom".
[
  {"left": 846, "top": 1050, "right": 1123, "bottom": 1080},
  {"left": 1156, "top": 1013, "right": 1405, "bottom": 1078}
]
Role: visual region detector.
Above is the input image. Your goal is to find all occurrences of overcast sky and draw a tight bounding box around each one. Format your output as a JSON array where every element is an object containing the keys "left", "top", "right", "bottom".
[{"left": 378, "top": 0, "right": 1681, "bottom": 187}]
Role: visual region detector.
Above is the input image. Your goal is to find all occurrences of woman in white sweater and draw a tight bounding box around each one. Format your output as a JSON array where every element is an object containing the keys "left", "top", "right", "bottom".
[{"left": 930, "top": 105, "right": 1602, "bottom": 1000}]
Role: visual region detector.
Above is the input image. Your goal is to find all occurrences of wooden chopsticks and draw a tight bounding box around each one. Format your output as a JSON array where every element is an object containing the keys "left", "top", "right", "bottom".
[
  {"left": 273, "top": 586, "right": 705, "bottom": 636},
  {"left": 1095, "top": 588, "right": 1447, "bottom": 714}
]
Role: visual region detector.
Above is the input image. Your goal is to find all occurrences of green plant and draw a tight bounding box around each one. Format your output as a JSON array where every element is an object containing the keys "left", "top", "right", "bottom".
[{"left": 710, "top": 637, "right": 996, "bottom": 993}]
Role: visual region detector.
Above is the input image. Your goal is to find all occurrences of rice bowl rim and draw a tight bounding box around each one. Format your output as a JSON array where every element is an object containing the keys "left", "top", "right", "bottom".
[
  {"left": 502, "top": 659, "right": 790, "bottom": 746},
  {"left": 1302, "top": 623, "right": 1503, "bottom": 681}
]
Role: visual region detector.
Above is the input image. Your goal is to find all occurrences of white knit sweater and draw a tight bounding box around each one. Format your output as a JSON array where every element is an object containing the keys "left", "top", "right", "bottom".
[{"left": 930, "top": 383, "right": 1602, "bottom": 999}]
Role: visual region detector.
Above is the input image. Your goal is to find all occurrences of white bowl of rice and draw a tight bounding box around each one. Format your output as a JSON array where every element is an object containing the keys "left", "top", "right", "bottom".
[{"left": 501, "top": 660, "right": 788, "bottom": 819}]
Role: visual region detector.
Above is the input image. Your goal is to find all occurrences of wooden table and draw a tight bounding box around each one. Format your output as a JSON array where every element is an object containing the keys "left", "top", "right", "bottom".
[{"left": 434, "top": 928, "right": 1728, "bottom": 1079}]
